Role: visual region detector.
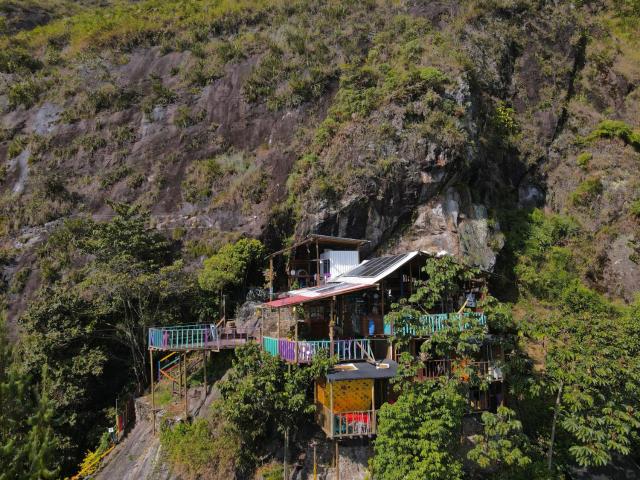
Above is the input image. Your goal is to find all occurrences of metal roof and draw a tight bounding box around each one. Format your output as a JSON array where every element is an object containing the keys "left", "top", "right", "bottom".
[
  {"left": 326, "top": 360, "right": 398, "bottom": 382},
  {"left": 262, "top": 282, "right": 372, "bottom": 308},
  {"left": 333, "top": 251, "right": 427, "bottom": 285}
]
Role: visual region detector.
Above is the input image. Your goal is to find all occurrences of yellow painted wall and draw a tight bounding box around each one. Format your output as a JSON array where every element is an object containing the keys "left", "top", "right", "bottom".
[{"left": 316, "top": 379, "right": 373, "bottom": 413}]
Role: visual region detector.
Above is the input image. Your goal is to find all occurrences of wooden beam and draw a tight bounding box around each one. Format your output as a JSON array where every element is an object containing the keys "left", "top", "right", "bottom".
[
  {"left": 203, "top": 350, "right": 207, "bottom": 396},
  {"left": 183, "top": 353, "right": 188, "bottom": 420},
  {"left": 316, "top": 239, "right": 321, "bottom": 286},
  {"left": 294, "top": 320, "right": 299, "bottom": 364},
  {"left": 150, "top": 349, "right": 155, "bottom": 435},
  {"left": 330, "top": 297, "right": 335, "bottom": 358},
  {"left": 269, "top": 256, "right": 274, "bottom": 300}
]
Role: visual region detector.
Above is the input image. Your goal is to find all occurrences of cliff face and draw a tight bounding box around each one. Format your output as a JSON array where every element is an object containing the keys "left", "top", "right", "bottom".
[{"left": 1, "top": 0, "right": 639, "bottom": 319}]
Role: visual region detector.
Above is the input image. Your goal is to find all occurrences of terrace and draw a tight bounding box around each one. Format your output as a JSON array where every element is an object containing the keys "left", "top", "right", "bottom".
[{"left": 148, "top": 322, "right": 252, "bottom": 351}]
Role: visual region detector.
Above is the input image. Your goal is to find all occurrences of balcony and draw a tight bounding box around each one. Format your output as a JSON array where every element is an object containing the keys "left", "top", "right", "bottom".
[
  {"left": 316, "top": 404, "right": 377, "bottom": 438},
  {"left": 262, "top": 337, "right": 375, "bottom": 364},
  {"left": 416, "top": 359, "right": 503, "bottom": 382},
  {"left": 384, "top": 312, "right": 486, "bottom": 337}
]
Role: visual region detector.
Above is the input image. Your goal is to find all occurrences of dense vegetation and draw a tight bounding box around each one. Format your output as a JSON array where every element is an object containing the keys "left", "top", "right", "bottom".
[{"left": 0, "top": 0, "right": 639, "bottom": 478}]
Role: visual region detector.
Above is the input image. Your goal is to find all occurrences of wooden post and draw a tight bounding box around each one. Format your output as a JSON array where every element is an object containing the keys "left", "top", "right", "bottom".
[
  {"left": 149, "top": 350, "right": 155, "bottom": 435},
  {"left": 277, "top": 308, "right": 281, "bottom": 340},
  {"left": 329, "top": 297, "right": 335, "bottom": 358},
  {"left": 316, "top": 239, "right": 321, "bottom": 287},
  {"left": 269, "top": 256, "right": 274, "bottom": 300},
  {"left": 183, "top": 353, "right": 188, "bottom": 420},
  {"left": 294, "top": 319, "right": 299, "bottom": 364},
  {"left": 335, "top": 439, "right": 340, "bottom": 480},
  {"left": 409, "top": 263, "right": 413, "bottom": 295},
  {"left": 203, "top": 350, "right": 207, "bottom": 396},
  {"left": 178, "top": 351, "right": 183, "bottom": 397},
  {"left": 329, "top": 381, "right": 334, "bottom": 439},
  {"left": 371, "top": 380, "right": 376, "bottom": 434}
]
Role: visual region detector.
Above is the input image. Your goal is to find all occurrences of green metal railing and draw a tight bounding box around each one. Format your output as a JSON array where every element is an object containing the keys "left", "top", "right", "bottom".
[
  {"left": 384, "top": 312, "right": 486, "bottom": 336},
  {"left": 148, "top": 324, "right": 218, "bottom": 350}
]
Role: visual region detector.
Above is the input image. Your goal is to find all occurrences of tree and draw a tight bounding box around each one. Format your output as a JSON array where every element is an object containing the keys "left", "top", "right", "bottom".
[
  {"left": 371, "top": 379, "right": 466, "bottom": 480},
  {"left": 468, "top": 406, "right": 535, "bottom": 479},
  {"left": 198, "top": 238, "right": 265, "bottom": 294},
  {"left": 19, "top": 204, "right": 211, "bottom": 473},
  {"left": 0, "top": 323, "right": 57, "bottom": 480}
]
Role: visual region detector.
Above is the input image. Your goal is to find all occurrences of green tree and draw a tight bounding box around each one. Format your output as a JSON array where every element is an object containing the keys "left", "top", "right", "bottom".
[
  {"left": 0, "top": 324, "right": 58, "bottom": 480},
  {"left": 19, "top": 204, "right": 210, "bottom": 473},
  {"left": 371, "top": 379, "right": 466, "bottom": 480},
  {"left": 198, "top": 238, "right": 265, "bottom": 293},
  {"left": 468, "top": 406, "right": 535, "bottom": 479}
]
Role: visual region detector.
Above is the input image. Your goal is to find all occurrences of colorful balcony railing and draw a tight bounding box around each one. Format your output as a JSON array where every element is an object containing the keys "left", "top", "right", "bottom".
[
  {"left": 384, "top": 312, "right": 486, "bottom": 336},
  {"left": 262, "top": 337, "right": 374, "bottom": 363},
  {"left": 148, "top": 324, "right": 218, "bottom": 351},
  {"left": 317, "top": 404, "right": 377, "bottom": 438}
]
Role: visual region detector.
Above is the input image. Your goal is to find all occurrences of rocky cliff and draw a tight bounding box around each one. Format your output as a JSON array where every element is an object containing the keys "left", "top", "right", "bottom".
[{"left": 1, "top": 0, "right": 639, "bottom": 323}]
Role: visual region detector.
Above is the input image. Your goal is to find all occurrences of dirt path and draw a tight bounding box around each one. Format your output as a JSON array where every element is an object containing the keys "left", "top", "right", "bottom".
[
  {"left": 95, "top": 383, "right": 222, "bottom": 480},
  {"left": 95, "top": 418, "right": 172, "bottom": 480}
]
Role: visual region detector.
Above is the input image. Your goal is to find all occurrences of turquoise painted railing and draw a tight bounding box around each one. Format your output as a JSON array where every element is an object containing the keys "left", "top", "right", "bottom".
[
  {"left": 263, "top": 336, "right": 279, "bottom": 356},
  {"left": 148, "top": 324, "right": 218, "bottom": 350},
  {"left": 384, "top": 312, "right": 487, "bottom": 336},
  {"left": 262, "top": 337, "right": 373, "bottom": 363}
]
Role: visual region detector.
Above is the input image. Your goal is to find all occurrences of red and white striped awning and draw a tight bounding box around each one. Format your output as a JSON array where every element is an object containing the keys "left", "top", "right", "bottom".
[{"left": 263, "top": 282, "right": 373, "bottom": 308}]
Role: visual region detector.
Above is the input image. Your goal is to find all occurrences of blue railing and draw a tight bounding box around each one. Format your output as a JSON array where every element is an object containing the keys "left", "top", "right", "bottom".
[
  {"left": 384, "top": 312, "right": 487, "bottom": 336},
  {"left": 148, "top": 324, "right": 219, "bottom": 350},
  {"left": 262, "top": 337, "right": 373, "bottom": 363}
]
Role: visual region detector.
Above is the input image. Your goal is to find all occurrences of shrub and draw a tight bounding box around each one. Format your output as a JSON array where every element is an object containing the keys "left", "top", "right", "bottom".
[
  {"left": 7, "top": 136, "right": 27, "bottom": 159},
  {"left": 570, "top": 177, "right": 603, "bottom": 207},
  {"left": 0, "top": 48, "right": 42, "bottom": 73},
  {"left": 182, "top": 158, "right": 223, "bottom": 202},
  {"left": 630, "top": 198, "right": 640, "bottom": 218},
  {"left": 576, "top": 152, "right": 592, "bottom": 169},
  {"left": 75, "top": 134, "right": 107, "bottom": 154},
  {"left": 8, "top": 77, "right": 43, "bottom": 109},
  {"left": 100, "top": 165, "right": 133, "bottom": 189},
  {"left": 586, "top": 120, "right": 640, "bottom": 151},
  {"left": 174, "top": 106, "right": 205, "bottom": 128}
]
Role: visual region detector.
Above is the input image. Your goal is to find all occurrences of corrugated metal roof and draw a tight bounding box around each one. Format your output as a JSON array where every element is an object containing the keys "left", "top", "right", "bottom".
[
  {"left": 263, "top": 282, "right": 372, "bottom": 308},
  {"left": 333, "top": 251, "right": 426, "bottom": 285}
]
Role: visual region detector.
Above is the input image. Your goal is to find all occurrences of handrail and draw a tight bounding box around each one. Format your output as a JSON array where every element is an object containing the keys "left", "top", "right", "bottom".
[
  {"left": 317, "top": 404, "right": 377, "bottom": 438},
  {"left": 262, "top": 337, "right": 373, "bottom": 363},
  {"left": 384, "top": 311, "right": 487, "bottom": 336},
  {"left": 148, "top": 324, "right": 219, "bottom": 350}
]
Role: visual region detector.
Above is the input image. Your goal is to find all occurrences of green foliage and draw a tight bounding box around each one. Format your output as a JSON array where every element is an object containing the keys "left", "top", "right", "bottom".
[
  {"left": 19, "top": 204, "right": 211, "bottom": 473},
  {"left": 371, "top": 379, "right": 466, "bottom": 480},
  {"left": 0, "top": 323, "right": 58, "bottom": 480},
  {"left": 174, "top": 106, "right": 205, "bottom": 128},
  {"left": 468, "top": 406, "right": 533, "bottom": 478},
  {"left": 0, "top": 47, "right": 42, "bottom": 73},
  {"left": 586, "top": 119, "right": 640, "bottom": 151},
  {"left": 630, "top": 198, "right": 640, "bottom": 217},
  {"left": 198, "top": 238, "right": 265, "bottom": 293},
  {"left": 100, "top": 165, "right": 133, "bottom": 189},
  {"left": 493, "top": 101, "right": 519, "bottom": 134},
  {"left": 142, "top": 74, "right": 177, "bottom": 115},
  {"left": 570, "top": 177, "right": 603, "bottom": 207},
  {"left": 8, "top": 76, "right": 43, "bottom": 109},
  {"left": 576, "top": 152, "right": 592, "bottom": 169},
  {"left": 160, "top": 415, "right": 240, "bottom": 479}
]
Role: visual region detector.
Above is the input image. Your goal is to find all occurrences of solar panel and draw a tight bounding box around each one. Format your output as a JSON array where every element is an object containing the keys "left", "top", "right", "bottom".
[{"left": 341, "top": 254, "right": 407, "bottom": 278}]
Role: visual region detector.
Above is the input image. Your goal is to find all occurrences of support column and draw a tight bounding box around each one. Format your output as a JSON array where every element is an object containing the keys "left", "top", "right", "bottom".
[
  {"left": 269, "top": 256, "right": 274, "bottom": 300},
  {"left": 203, "top": 350, "right": 207, "bottom": 396},
  {"left": 150, "top": 350, "right": 155, "bottom": 435},
  {"left": 335, "top": 440, "right": 340, "bottom": 480},
  {"left": 183, "top": 353, "right": 188, "bottom": 420},
  {"left": 329, "top": 297, "right": 335, "bottom": 358},
  {"left": 316, "top": 239, "right": 321, "bottom": 287},
  {"left": 371, "top": 380, "right": 376, "bottom": 434},
  {"left": 294, "top": 319, "right": 299, "bottom": 364}
]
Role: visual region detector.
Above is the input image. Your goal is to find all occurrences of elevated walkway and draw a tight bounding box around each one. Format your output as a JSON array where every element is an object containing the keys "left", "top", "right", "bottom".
[{"left": 148, "top": 322, "right": 252, "bottom": 352}]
